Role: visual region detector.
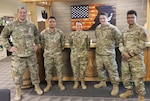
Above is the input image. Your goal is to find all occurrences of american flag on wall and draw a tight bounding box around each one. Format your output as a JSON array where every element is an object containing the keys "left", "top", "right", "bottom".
[{"left": 71, "top": 4, "right": 116, "bottom": 30}]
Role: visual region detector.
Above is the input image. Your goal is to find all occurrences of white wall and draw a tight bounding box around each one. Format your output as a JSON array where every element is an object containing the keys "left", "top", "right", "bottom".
[
  {"left": 0, "top": 1, "right": 26, "bottom": 17},
  {"left": 0, "top": 1, "right": 44, "bottom": 21},
  {"left": 37, "top": 6, "right": 45, "bottom": 21}
]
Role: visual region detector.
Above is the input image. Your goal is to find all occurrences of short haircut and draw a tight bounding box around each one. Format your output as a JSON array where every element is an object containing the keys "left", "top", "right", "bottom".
[
  {"left": 99, "top": 12, "right": 108, "bottom": 17},
  {"left": 127, "top": 10, "right": 137, "bottom": 16},
  {"left": 17, "top": 6, "right": 27, "bottom": 12},
  {"left": 48, "top": 16, "right": 56, "bottom": 20}
]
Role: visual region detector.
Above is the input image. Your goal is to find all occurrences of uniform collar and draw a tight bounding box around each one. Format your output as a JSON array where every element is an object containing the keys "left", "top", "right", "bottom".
[
  {"left": 17, "top": 19, "right": 27, "bottom": 23},
  {"left": 127, "top": 23, "right": 138, "bottom": 31},
  {"left": 47, "top": 28, "right": 56, "bottom": 34}
]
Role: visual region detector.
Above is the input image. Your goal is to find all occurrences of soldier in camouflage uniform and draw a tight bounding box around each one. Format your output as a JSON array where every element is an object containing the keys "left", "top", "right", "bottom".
[
  {"left": 40, "top": 16, "right": 65, "bottom": 92},
  {"left": 69, "top": 21, "right": 90, "bottom": 89},
  {"left": 1, "top": 6, "right": 43, "bottom": 101},
  {"left": 93, "top": 12, "right": 121, "bottom": 96},
  {"left": 119, "top": 10, "right": 148, "bottom": 101}
]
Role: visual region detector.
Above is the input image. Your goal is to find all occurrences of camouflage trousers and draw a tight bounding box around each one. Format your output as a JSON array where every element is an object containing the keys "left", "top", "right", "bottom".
[
  {"left": 96, "top": 54, "right": 120, "bottom": 85},
  {"left": 121, "top": 56, "right": 146, "bottom": 95},
  {"left": 11, "top": 55, "right": 40, "bottom": 86},
  {"left": 44, "top": 55, "right": 63, "bottom": 81},
  {"left": 71, "top": 54, "right": 88, "bottom": 81}
]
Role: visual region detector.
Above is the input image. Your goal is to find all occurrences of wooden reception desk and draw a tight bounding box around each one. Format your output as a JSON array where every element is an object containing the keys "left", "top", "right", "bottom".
[
  {"left": 37, "top": 43, "right": 150, "bottom": 82},
  {"left": 144, "top": 42, "right": 150, "bottom": 81}
]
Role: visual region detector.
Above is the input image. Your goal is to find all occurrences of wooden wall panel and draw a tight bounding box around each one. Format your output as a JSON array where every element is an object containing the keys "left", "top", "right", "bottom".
[
  {"left": 51, "top": 0, "right": 147, "bottom": 38},
  {"left": 144, "top": 48, "right": 148, "bottom": 81},
  {"left": 146, "top": 48, "right": 150, "bottom": 81}
]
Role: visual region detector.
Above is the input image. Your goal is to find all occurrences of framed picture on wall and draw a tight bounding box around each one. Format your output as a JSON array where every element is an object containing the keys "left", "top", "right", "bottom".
[{"left": 71, "top": 4, "right": 116, "bottom": 31}]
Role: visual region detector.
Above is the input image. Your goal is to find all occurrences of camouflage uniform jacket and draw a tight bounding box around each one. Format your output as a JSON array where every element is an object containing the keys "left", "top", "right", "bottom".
[
  {"left": 95, "top": 23, "right": 121, "bottom": 56},
  {"left": 40, "top": 28, "right": 65, "bottom": 58},
  {"left": 69, "top": 31, "right": 90, "bottom": 56},
  {"left": 1, "top": 20, "right": 39, "bottom": 57},
  {"left": 119, "top": 23, "right": 148, "bottom": 58}
]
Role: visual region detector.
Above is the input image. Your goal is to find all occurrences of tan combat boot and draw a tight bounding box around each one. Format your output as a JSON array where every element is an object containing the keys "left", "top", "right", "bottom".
[
  {"left": 15, "top": 86, "right": 22, "bottom": 101},
  {"left": 73, "top": 81, "right": 79, "bottom": 89},
  {"left": 81, "top": 80, "right": 87, "bottom": 89},
  {"left": 34, "top": 84, "right": 43, "bottom": 95},
  {"left": 120, "top": 89, "right": 133, "bottom": 98},
  {"left": 94, "top": 81, "right": 106, "bottom": 88},
  {"left": 137, "top": 95, "right": 145, "bottom": 101},
  {"left": 58, "top": 80, "right": 65, "bottom": 90},
  {"left": 44, "top": 81, "right": 52, "bottom": 92},
  {"left": 111, "top": 84, "right": 119, "bottom": 96}
]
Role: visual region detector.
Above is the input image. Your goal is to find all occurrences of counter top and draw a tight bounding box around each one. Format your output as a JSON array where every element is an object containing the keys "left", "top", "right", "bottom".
[
  {"left": 65, "top": 43, "right": 96, "bottom": 48},
  {"left": 146, "top": 42, "right": 150, "bottom": 47},
  {"left": 65, "top": 42, "right": 150, "bottom": 48}
]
